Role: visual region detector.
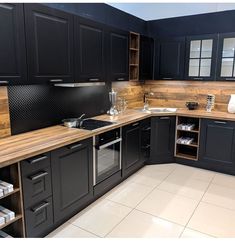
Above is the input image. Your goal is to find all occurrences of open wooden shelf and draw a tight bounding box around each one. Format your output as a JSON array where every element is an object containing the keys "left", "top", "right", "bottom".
[
  {"left": 176, "top": 142, "right": 199, "bottom": 148},
  {"left": 175, "top": 153, "right": 198, "bottom": 161},
  {"left": 129, "top": 32, "right": 140, "bottom": 81},
  {"left": 0, "top": 214, "right": 22, "bottom": 230},
  {"left": 0, "top": 188, "right": 20, "bottom": 200},
  {"left": 177, "top": 128, "right": 199, "bottom": 133}
]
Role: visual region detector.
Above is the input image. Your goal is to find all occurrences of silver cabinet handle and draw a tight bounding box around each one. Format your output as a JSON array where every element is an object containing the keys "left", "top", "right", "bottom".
[
  {"left": 31, "top": 201, "right": 50, "bottom": 213},
  {"left": 142, "top": 144, "right": 150, "bottom": 149},
  {"left": 142, "top": 127, "right": 151, "bottom": 131},
  {"left": 0, "top": 81, "right": 9, "bottom": 84},
  {"left": 214, "top": 121, "right": 227, "bottom": 125},
  {"left": 162, "top": 77, "right": 173, "bottom": 80},
  {"left": 49, "top": 79, "right": 63, "bottom": 83},
  {"left": 225, "top": 78, "right": 235, "bottom": 81},
  {"left": 29, "top": 171, "right": 48, "bottom": 181},
  {"left": 68, "top": 143, "right": 83, "bottom": 150},
  {"left": 117, "top": 78, "right": 125, "bottom": 81},
  {"left": 28, "top": 155, "right": 48, "bottom": 164},
  {"left": 97, "top": 138, "right": 122, "bottom": 150},
  {"left": 160, "top": 117, "right": 170, "bottom": 120},
  {"left": 193, "top": 77, "right": 203, "bottom": 80},
  {"left": 132, "top": 122, "right": 139, "bottom": 127},
  {"left": 89, "top": 78, "right": 99, "bottom": 81}
]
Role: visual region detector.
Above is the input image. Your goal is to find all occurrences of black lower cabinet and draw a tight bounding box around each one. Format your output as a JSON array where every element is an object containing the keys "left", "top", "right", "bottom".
[
  {"left": 51, "top": 138, "right": 93, "bottom": 223},
  {"left": 140, "top": 118, "right": 151, "bottom": 163},
  {"left": 149, "top": 116, "right": 176, "bottom": 164},
  {"left": 199, "top": 119, "right": 235, "bottom": 174}
]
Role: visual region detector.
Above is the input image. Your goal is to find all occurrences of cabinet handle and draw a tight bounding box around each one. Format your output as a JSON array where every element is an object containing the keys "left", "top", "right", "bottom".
[
  {"left": 117, "top": 78, "right": 125, "bottom": 81},
  {"left": 160, "top": 117, "right": 170, "bottom": 120},
  {"left": 29, "top": 171, "right": 48, "bottom": 181},
  {"left": 27, "top": 155, "right": 48, "bottom": 164},
  {"left": 31, "top": 201, "right": 50, "bottom": 213},
  {"left": 89, "top": 78, "right": 99, "bottom": 81},
  {"left": 225, "top": 78, "right": 235, "bottom": 81},
  {"left": 214, "top": 121, "right": 227, "bottom": 125},
  {"left": 193, "top": 77, "right": 203, "bottom": 80},
  {"left": 49, "top": 79, "right": 63, "bottom": 83},
  {"left": 142, "top": 144, "right": 150, "bottom": 149},
  {"left": 142, "top": 127, "right": 151, "bottom": 131},
  {"left": 68, "top": 143, "right": 83, "bottom": 150},
  {"left": 132, "top": 122, "right": 139, "bottom": 127},
  {"left": 162, "top": 77, "right": 173, "bottom": 80},
  {"left": 0, "top": 81, "right": 9, "bottom": 85}
]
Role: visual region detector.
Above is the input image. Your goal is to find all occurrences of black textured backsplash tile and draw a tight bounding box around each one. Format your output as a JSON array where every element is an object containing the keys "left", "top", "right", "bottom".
[{"left": 8, "top": 84, "right": 110, "bottom": 135}]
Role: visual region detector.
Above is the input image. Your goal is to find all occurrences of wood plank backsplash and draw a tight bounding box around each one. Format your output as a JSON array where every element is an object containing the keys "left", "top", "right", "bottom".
[{"left": 0, "top": 87, "right": 11, "bottom": 138}]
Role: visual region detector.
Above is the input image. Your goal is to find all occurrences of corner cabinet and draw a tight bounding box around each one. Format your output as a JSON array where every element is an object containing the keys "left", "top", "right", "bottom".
[
  {"left": 0, "top": 3, "right": 27, "bottom": 85},
  {"left": 185, "top": 34, "right": 218, "bottom": 80},
  {"left": 24, "top": 4, "right": 74, "bottom": 84},
  {"left": 51, "top": 138, "right": 93, "bottom": 223},
  {"left": 199, "top": 119, "right": 235, "bottom": 174}
]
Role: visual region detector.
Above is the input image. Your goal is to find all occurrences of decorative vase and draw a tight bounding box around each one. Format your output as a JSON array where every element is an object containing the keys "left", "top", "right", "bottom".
[{"left": 228, "top": 94, "right": 235, "bottom": 113}]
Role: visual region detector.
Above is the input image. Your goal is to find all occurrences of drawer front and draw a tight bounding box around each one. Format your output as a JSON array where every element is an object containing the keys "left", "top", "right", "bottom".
[
  {"left": 22, "top": 166, "right": 52, "bottom": 208},
  {"left": 25, "top": 196, "right": 53, "bottom": 238},
  {"left": 21, "top": 152, "right": 50, "bottom": 175}
]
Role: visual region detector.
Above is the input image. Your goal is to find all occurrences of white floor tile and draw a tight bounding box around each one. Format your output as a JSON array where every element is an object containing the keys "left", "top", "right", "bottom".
[
  {"left": 180, "top": 228, "right": 213, "bottom": 238},
  {"left": 203, "top": 183, "right": 235, "bottom": 210},
  {"left": 136, "top": 188, "right": 198, "bottom": 226},
  {"left": 107, "top": 210, "right": 184, "bottom": 238},
  {"left": 188, "top": 202, "right": 235, "bottom": 237},
  {"left": 212, "top": 173, "right": 235, "bottom": 189},
  {"left": 141, "top": 163, "right": 177, "bottom": 173},
  {"left": 46, "top": 222, "right": 97, "bottom": 238},
  {"left": 105, "top": 181, "right": 152, "bottom": 208},
  {"left": 69, "top": 199, "right": 131, "bottom": 237}
]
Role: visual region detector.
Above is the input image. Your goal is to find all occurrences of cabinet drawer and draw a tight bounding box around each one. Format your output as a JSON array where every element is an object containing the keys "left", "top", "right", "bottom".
[
  {"left": 21, "top": 152, "right": 50, "bottom": 175},
  {"left": 25, "top": 196, "right": 53, "bottom": 238},
  {"left": 22, "top": 166, "right": 52, "bottom": 208}
]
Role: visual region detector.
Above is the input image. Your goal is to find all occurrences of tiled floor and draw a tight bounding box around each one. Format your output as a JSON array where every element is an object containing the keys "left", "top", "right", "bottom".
[{"left": 47, "top": 163, "right": 235, "bottom": 238}]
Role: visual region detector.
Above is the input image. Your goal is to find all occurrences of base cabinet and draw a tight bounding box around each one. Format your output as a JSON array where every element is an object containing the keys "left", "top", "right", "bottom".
[{"left": 51, "top": 138, "right": 93, "bottom": 223}]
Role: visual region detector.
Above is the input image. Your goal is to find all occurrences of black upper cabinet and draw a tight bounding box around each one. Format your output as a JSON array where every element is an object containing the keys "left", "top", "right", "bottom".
[
  {"left": 24, "top": 4, "right": 74, "bottom": 84},
  {"left": 139, "top": 35, "right": 154, "bottom": 80},
  {"left": 217, "top": 32, "right": 235, "bottom": 81},
  {"left": 154, "top": 37, "right": 185, "bottom": 80},
  {"left": 74, "top": 17, "right": 106, "bottom": 82},
  {"left": 149, "top": 116, "right": 176, "bottom": 164},
  {"left": 185, "top": 34, "right": 218, "bottom": 81},
  {"left": 0, "top": 3, "right": 27, "bottom": 85},
  {"left": 107, "top": 27, "right": 129, "bottom": 81}
]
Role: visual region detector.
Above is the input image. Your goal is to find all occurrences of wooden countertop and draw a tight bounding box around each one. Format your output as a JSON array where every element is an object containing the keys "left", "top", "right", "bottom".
[{"left": 1, "top": 108, "right": 235, "bottom": 168}]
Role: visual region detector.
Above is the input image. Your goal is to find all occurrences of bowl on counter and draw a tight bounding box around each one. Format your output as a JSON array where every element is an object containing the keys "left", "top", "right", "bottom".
[{"left": 186, "top": 102, "right": 199, "bottom": 110}]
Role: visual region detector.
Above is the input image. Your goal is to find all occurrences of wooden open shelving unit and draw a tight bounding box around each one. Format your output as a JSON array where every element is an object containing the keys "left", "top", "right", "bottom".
[
  {"left": 174, "top": 116, "right": 201, "bottom": 161},
  {"left": 0, "top": 163, "right": 25, "bottom": 237},
  {"left": 129, "top": 32, "right": 140, "bottom": 81}
]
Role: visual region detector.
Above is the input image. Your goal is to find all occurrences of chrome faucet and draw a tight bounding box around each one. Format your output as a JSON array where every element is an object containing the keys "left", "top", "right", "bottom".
[
  {"left": 143, "top": 92, "right": 154, "bottom": 110},
  {"left": 77, "top": 114, "right": 86, "bottom": 128}
]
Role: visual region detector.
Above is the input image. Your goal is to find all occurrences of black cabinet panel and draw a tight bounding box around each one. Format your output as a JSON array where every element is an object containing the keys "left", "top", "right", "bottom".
[
  {"left": 74, "top": 17, "right": 106, "bottom": 82},
  {"left": 25, "top": 4, "right": 74, "bottom": 84},
  {"left": 155, "top": 37, "right": 185, "bottom": 80},
  {"left": 140, "top": 35, "right": 154, "bottom": 80},
  {"left": 107, "top": 27, "right": 129, "bottom": 81},
  {"left": 51, "top": 138, "right": 93, "bottom": 223},
  {"left": 150, "top": 116, "right": 176, "bottom": 163},
  {"left": 0, "top": 3, "right": 27, "bottom": 85}
]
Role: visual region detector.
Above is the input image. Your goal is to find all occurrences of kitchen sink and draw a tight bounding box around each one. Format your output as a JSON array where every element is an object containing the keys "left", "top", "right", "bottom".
[{"left": 138, "top": 107, "right": 177, "bottom": 113}]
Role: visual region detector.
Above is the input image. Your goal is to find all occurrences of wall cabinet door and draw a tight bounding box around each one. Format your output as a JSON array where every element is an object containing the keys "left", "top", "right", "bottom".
[
  {"left": 139, "top": 36, "right": 154, "bottom": 80},
  {"left": 107, "top": 27, "right": 129, "bottom": 81},
  {"left": 24, "top": 4, "right": 74, "bottom": 84},
  {"left": 199, "top": 119, "right": 235, "bottom": 173},
  {"left": 51, "top": 138, "right": 93, "bottom": 223},
  {"left": 185, "top": 34, "right": 218, "bottom": 80},
  {"left": 217, "top": 32, "right": 235, "bottom": 81},
  {"left": 0, "top": 3, "right": 27, "bottom": 85},
  {"left": 74, "top": 16, "right": 106, "bottom": 82},
  {"left": 150, "top": 116, "right": 176, "bottom": 163},
  {"left": 154, "top": 37, "right": 185, "bottom": 80}
]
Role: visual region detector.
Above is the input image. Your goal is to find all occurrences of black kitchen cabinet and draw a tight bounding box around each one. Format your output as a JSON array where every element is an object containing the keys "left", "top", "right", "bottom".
[
  {"left": 0, "top": 3, "right": 27, "bottom": 85},
  {"left": 24, "top": 4, "right": 74, "bottom": 84},
  {"left": 74, "top": 16, "right": 107, "bottom": 82},
  {"left": 51, "top": 138, "right": 93, "bottom": 223},
  {"left": 139, "top": 36, "right": 154, "bottom": 80},
  {"left": 107, "top": 27, "right": 129, "bottom": 81},
  {"left": 216, "top": 32, "right": 235, "bottom": 81},
  {"left": 122, "top": 121, "right": 143, "bottom": 178},
  {"left": 199, "top": 119, "right": 235, "bottom": 174},
  {"left": 154, "top": 37, "right": 185, "bottom": 80},
  {"left": 149, "top": 116, "right": 176, "bottom": 164},
  {"left": 185, "top": 34, "right": 218, "bottom": 80},
  {"left": 140, "top": 118, "right": 151, "bottom": 162}
]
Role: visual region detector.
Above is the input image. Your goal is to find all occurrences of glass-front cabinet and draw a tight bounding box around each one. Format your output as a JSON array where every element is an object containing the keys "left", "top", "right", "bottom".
[
  {"left": 217, "top": 33, "right": 235, "bottom": 81},
  {"left": 185, "top": 34, "right": 218, "bottom": 80}
]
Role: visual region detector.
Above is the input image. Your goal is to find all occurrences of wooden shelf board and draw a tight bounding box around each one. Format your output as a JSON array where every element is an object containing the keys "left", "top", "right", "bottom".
[
  {"left": 0, "top": 188, "right": 20, "bottom": 200},
  {"left": 0, "top": 214, "right": 22, "bottom": 230},
  {"left": 176, "top": 142, "right": 199, "bottom": 148},
  {"left": 129, "top": 79, "right": 139, "bottom": 82},
  {"left": 177, "top": 129, "right": 199, "bottom": 133},
  {"left": 130, "top": 64, "right": 139, "bottom": 66},
  {"left": 130, "top": 48, "right": 139, "bottom": 51},
  {"left": 175, "top": 153, "right": 198, "bottom": 161}
]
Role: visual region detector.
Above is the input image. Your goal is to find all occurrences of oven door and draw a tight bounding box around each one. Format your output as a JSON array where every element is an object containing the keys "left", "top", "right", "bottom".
[{"left": 94, "top": 138, "right": 121, "bottom": 185}]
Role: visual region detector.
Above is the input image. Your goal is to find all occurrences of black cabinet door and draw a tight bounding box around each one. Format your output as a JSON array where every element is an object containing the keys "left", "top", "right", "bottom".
[
  {"left": 154, "top": 37, "right": 185, "bottom": 80},
  {"left": 122, "top": 121, "right": 142, "bottom": 177},
  {"left": 139, "top": 36, "right": 154, "bottom": 80},
  {"left": 107, "top": 27, "right": 129, "bottom": 81},
  {"left": 199, "top": 119, "right": 235, "bottom": 173},
  {"left": 51, "top": 138, "right": 93, "bottom": 223},
  {"left": 0, "top": 3, "right": 27, "bottom": 85},
  {"left": 24, "top": 4, "right": 74, "bottom": 84},
  {"left": 216, "top": 32, "right": 235, "bottom": 81},
  {"left": 74, "top": 16, "right": 106, "bottom": 82},
  {"left": 185, "top": 34, "right": 218, "bottom": 81},
  {"left": 150, "top": 116, "right": 176, "bottom": 164}
]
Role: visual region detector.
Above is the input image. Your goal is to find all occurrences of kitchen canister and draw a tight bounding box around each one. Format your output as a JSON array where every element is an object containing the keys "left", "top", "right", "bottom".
[{"left": 228, "top": 94, "right": 235, "bottom": 114}]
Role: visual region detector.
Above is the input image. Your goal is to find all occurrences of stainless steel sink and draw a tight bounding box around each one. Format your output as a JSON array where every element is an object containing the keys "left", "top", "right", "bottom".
[{"left": 137, "top": 107, "right": 177, "bottom": 113}]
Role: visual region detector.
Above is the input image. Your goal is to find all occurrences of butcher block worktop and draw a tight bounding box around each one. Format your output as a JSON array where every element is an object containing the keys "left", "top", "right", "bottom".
[{"left": 1, "top": 108, "right": 235, "bottom": 168}]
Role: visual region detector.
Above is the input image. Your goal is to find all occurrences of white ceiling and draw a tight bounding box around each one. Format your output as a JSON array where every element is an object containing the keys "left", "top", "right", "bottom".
[{"left": 106, "top": 3, "right": 235, "bottom": 20}]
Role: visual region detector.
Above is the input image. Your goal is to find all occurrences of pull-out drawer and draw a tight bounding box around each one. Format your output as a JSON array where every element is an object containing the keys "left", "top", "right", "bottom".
[{"left": 24, "top": 196, "right": 53, "bottom": 238}]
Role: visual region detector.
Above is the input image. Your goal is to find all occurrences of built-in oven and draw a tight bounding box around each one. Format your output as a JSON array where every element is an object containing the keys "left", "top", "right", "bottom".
[{"left": 93, "top": 128, "right": 122, "bottom": 185}]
